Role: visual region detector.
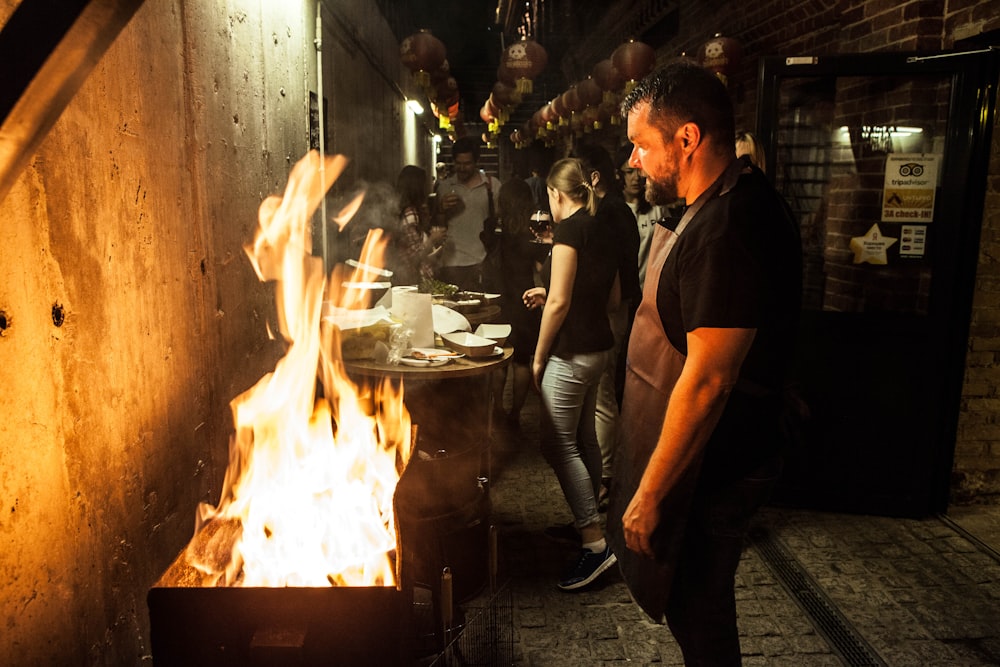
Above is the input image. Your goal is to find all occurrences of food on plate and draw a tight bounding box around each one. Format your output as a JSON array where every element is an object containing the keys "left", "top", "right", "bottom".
[
  {"left": 419, "top": 278, "right": 459, "bottom": 297},
  {"left": 409, "top": 348, "right": 459, "bottom": 360}
]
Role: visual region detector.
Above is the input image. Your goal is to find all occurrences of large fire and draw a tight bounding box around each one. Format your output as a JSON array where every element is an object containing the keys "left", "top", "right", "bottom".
[{"left": 184, "top": 150, "right": 412, "bottom": 587}]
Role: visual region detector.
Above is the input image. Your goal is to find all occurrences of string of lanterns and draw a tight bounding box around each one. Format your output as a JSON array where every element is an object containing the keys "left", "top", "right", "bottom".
[
  {"left": 482, "top": 38, "right": 548, "bottom": 147},
  {"left": 399, "top": 29, "right": 463, "bottom": 134},
  {"left": 506, "top": 33, "right": 742, "bottom": 149},
  {"left": 401, "top": 28, "right": 742, "bottom": 146}
]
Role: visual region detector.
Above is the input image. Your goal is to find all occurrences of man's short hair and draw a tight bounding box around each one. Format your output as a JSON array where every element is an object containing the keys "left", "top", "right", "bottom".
[
  {"left": 621, "top": 62, "right": 735, "bottom": 148},
  {"left": 451, "top": 136, "right": 481, "bottom": 162}
]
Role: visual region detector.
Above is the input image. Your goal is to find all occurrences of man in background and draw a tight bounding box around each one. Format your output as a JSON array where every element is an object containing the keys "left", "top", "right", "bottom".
[{"left": 436, "top": 137, "right": 501, "bottom": 290}]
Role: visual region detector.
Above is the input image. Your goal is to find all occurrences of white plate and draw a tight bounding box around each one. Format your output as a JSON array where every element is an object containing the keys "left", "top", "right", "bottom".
[{"left": 399, "top": 357, "right": 450, "bottom": 367}]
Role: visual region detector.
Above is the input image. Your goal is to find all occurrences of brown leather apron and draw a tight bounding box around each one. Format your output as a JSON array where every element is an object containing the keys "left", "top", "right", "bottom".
[{"left": 607, "top": 163, "right": 741, "bottom": 622}]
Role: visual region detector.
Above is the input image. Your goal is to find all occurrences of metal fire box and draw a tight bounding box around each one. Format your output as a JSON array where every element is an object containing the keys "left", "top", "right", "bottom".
[{"left": 147, "top": 585, "right": 408, "bottom": 666}]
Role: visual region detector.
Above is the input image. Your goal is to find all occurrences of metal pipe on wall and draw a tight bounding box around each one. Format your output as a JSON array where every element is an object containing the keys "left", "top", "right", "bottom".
[{"left": 0, "top": 0, "right": 145, "bottom": 205}]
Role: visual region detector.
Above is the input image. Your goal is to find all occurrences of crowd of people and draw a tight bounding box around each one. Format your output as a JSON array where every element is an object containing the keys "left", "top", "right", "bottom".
[{"left": 334, "top": 61, "right": 800, "bottom": 666}]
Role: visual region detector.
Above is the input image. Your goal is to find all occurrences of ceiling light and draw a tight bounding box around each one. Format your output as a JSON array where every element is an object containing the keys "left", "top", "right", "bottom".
[{"left": 406, "top": 99, "right": 424, "bottom": 115}]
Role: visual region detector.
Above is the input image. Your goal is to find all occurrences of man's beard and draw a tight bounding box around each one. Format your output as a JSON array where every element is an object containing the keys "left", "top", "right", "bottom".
[{"left": 645, "top": 175, "right": 677, "bottom": 206}]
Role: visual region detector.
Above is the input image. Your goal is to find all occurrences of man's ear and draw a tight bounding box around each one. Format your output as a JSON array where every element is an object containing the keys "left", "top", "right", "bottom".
[{"left": 677, "top": 122, "right": 702, "bottom": 154}]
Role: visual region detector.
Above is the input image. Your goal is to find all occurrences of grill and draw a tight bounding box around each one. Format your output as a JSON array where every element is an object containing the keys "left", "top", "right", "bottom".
[
  {"left": 148, "top": 424, "right": 501, "bottom": 666},
  {"left": 147, "top": 585, "right": 407, "bottom": 666}
]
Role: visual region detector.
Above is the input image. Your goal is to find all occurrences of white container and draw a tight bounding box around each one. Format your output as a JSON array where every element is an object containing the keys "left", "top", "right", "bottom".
[
  {"left": 474, "top": 323, "right": 511, "bottom": 347},
  {"left": 441, "top": 331, "right": 497, "bottom": 357}
]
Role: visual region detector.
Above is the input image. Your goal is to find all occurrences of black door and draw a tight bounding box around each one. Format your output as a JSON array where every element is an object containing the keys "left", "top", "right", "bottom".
[{"left": 757, "top": 51, "right": 998, "bottom": 517}]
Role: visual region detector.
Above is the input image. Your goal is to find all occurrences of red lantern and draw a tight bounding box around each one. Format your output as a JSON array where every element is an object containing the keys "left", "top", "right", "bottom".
[
  {"left": 531, "top": 110, "right": 547, "bottom": 138},
  {"left": 487, "top": 93, "right": 510, "bottom": 125},
  {"left": 611, "top": 39, "right": 656, "bottom": 93},
  {"left": 592, "top": 59, "right": 624, "bottom": 103},
  {"left": 428, "top": 76, "right": 458, "bottom": 104},
  {"left": 540, "top": 103, "right": 558, "bottom": 131},
  {"left": 577, "top": 77, "right": 604, "bottom": 110},
  {"left": 428, "top": 60, "right": 452, "bottom": 87},
  {"left": 480, "top": 99, "right": 497, "bottom": 123},
  {"left": 550, "top": 95, "right": 569, "bottom": 126},
  {"left": 561, "top": 86, "right": 584, "bottom": 115},
  {"left": 400, "top": 30, "right": 447, "bottom": 89},
  {"left": 698, "top": 33, "right": 742, "bottom": 86},
  {"left": 491, "top": 80, "right": 520, "bottom": 109},
  {"left": 500, "top": 39, "right": 548, "bottom": 95},
  {"left": 599, "top": 99, "right": 622, "bottom": 127}
]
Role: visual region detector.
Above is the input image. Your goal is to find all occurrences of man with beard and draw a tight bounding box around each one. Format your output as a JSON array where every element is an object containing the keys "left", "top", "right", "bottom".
[{"left": 606, "top": 62, "right": 802, "bottom": 666}]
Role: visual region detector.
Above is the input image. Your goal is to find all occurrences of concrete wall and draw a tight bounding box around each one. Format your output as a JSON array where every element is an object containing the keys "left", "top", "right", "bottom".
[{"left": 0, "top": 0, "right": 428, "bottom": 664}]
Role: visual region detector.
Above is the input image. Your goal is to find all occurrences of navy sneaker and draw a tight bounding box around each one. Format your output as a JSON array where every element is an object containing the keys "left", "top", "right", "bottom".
[{"left": 558, "top": 544, "right": 617, "bottom": 591}]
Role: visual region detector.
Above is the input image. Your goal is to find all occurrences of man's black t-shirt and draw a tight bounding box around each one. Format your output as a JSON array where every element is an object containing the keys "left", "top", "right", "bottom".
[{"left": 655, "top": 160, "right": 802, "bottom": 484}]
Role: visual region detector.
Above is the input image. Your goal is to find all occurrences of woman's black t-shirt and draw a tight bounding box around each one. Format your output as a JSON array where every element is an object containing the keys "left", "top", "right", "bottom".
[{"left": 541, "top": 208, "right": 618, "bottom": 357}]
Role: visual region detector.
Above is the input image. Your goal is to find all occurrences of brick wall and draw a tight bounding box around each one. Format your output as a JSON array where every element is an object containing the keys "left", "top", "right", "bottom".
[{"left": 956, "top": 76, "right": 1000, "bottom": 503}]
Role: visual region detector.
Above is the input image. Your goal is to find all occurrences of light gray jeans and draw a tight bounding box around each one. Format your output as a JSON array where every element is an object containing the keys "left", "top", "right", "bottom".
[{"left": 539, "top": 349, "right": 610, "bottom": 530}]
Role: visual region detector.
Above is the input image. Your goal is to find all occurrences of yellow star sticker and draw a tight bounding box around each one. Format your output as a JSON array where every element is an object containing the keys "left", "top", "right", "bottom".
[{"left": 850, "top": 223, "right": 897, "bottom": 265}]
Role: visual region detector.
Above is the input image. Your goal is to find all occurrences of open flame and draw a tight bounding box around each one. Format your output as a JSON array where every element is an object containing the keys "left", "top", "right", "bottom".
[{"left": 185, "top": 150, "right": 412, "bottom": 587}]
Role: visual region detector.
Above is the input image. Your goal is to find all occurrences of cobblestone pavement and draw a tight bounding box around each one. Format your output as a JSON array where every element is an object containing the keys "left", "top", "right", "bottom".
[{"left": 474, "top": 392, "right": 1000, "bottom": 667}]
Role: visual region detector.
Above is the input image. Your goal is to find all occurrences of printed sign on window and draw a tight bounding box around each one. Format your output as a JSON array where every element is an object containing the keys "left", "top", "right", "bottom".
[{"left": 881, "top": 154, "right": 938, "bottom": 223}]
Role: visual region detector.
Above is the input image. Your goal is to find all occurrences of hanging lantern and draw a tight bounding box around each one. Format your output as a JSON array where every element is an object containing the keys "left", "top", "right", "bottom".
[
  {"left": 510, "top": 128, "right": 523, "bottom": 148},
  {"left": 539, "top": 103, "right": 558, "bottom": 132},
  {"left": 491, "top": 80, "right": 520, "bottom": 109},
  {"left": 561, "top": 86, "right": 584, "bottom": 130},
  {"left": 599, "top": 99, "right": 622, "bottom": 126},
  {"left": 429, "top": 76, "right": 459, "bottom": 106},
  {"left": 500, "top": 39, "right": 548, "bottom": 95},
  {"left": 550, "top": 95, "right": 569, "bottom": 126},
  {"left": 479, "top": 102, "right": 495, "bottom": 124},
  {"left": 592, "top": 58, "right": 624, "bottom": 104},
  {"left": 531, "top": 109, "right": 548, "bottom": 138},
  {"left": 611, "top": 39, "right": 656, "bottom": 94},
  {"left": 428, "top": 60, "right": 452, "bottom": 89},
  {"left": 577, "top": 77, "right": 604, "bottom": 110},
  {"left": 400, "top": 29, "right": 447, "bottom": 89},
  {"left": 698, "top": 33, "right": 743, "bottom": 86},
  {"left": 487, "top": 94, "right": 510, "bottom": 125}
]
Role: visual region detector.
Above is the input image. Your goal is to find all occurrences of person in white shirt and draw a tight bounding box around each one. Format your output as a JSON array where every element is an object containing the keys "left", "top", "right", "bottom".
[{"left": 436, "top": 136, "right": 502, "bottom": 290}]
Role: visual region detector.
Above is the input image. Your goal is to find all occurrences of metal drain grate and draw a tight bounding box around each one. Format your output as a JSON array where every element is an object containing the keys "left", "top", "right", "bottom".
[{"left": 750, "top": 526, "right": 887, "bottom": 667}]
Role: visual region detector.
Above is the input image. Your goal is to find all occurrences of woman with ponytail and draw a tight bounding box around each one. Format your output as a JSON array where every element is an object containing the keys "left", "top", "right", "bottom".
[{"left": 522, "top": 157, "right": 620, "bottom": 591}]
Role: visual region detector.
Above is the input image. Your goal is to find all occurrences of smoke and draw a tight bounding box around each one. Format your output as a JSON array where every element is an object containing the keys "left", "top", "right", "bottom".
[{"left": 327, "top": 180, "right": 400, "bottom": 265}]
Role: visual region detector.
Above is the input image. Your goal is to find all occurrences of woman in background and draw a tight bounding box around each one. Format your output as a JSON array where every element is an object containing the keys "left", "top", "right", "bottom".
[
  {"left": 523, "top": 158, "right": 619, "bottom": 591},
  {"left": 490, "top": 179, "right": 548, "bottom": 427},
  {"left": 393, "top": 165, "right": 444, "bottom": 285}
]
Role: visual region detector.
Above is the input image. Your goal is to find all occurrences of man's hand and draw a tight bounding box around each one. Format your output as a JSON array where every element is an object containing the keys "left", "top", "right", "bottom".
[{"left": 622, "top": 490, "right": 660, "bottom": 558}]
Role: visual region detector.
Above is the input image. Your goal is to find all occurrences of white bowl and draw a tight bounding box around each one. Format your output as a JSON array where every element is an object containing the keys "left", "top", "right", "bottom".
[
  {"left": 441, "top": 331, "right": 497, "bottom": 357},
  {"left": 474, "top": 323, "right": 511, "bottom": 347}
]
